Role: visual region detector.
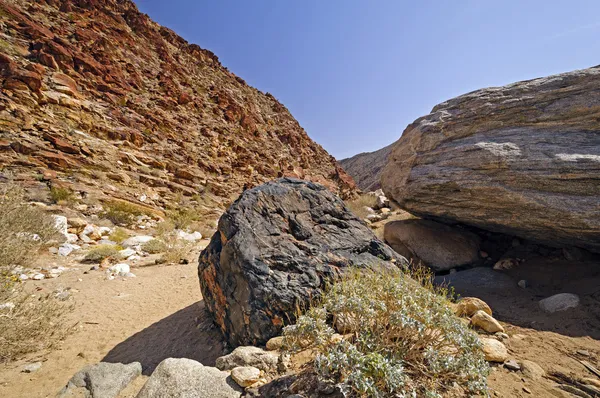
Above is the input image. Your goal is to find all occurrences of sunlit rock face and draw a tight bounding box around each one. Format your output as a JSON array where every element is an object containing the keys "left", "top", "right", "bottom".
[{"left": 381, "top": 66, "right": 600, "bottom": 252}]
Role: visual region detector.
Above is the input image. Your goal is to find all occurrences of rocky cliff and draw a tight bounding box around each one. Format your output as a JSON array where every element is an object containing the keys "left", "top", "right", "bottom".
[
  {"left": 339, "top": 142, "right": 394, "bottom": 191},
  {"left": 381, "top": 66, "right": 600, "bottom": 252},
  {"left": 0, "top": 0, "right": 356, "bottom": 211}
]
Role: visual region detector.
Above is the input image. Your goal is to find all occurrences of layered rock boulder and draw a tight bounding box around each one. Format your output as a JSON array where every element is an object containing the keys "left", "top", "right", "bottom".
[
  {"left": 198, "top": 178, "right": 404, "bottom": 346},
  {"left": 381, "top": 66, "right": 600, "bottom": 252}
]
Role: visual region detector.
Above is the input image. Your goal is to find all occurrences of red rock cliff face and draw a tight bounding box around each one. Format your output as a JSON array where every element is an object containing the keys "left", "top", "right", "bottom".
[{"left": 0, "top": 0, "right": 356, "bottom": 209}]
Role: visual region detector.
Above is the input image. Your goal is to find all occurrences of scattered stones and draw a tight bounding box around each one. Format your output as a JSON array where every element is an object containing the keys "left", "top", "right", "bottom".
[
  {"left": 121, "top": 235, "right": 154, "bottom": 248},
  {"left": 455, "top": 297, "right": 492, "bottom": 317},
  {"left": 471, "top": 310, "right": 504, "bottom": 333},
  {"left": 176, "top": 230, "right": 202, "bottom": 242},
  {"left": 58, "top": 243, "right": 81, "bottom": 257},
  {"left": 22, "top": 362, "right": 42, "bottom": 373},
  {"left": 231, "top": 366, "right": 261, "bottom": 388},
  {"left": 480, "top": 337, "right": 508, "bottom": 362},
  {"left": 58, "top": 362, "right": 141, "bottom": 398},
  {"left": 504, "top": 360, "right": 521, "bottom": 371},
  {"left": 136, "top": 358, "right": 241, "bottom": 398},
  {"left": 216, "top": 346, "right": 279, "bottom": 372},
  {"left": 384, "top": 219, "right": 481, "bottom": 271},
  {"left": 519, "top": 360, "right": 545, "bottom": 380},
  {"left": 539, "top": 293, "right": 580, "bottom": 313}
]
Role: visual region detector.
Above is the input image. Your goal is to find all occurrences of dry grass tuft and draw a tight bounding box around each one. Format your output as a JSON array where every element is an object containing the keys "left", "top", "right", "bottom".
[
  {"left": 141, "top": 239, "right": 167, "bottom": 254},
  {"left": 108, "top": 227, "right": 129, "bottom": 244},
  {"left": 345, "top": 194, "right": 378, "bottom": 220},
  {"left": 102, "top": 200, "right": 149, "bottom": 226}
]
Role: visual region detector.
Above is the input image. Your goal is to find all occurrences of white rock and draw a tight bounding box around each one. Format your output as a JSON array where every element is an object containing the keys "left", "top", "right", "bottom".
[
  {"left": 32, "top": 273, "right": 45, "bottom": 280},
  {"left": 82, "top": 224, "right": 97, "bottom": 236},
  {"left": 53, "top": 215, "right": 68, "bottom": 236},
  {"left": 97, "top": 239, "right": 117, "bottom": 246},
  {"left": 79, "top": 234, "right": 93, "bottom": 243},
  {"left": 539, "top": 293, "right": 580, "bottom": 313},
  {"left": 139, "top": 194, "right": 147, "bottom": 202},
  {"left": 0, "top": 302, "right": 15, "bottom": 310},
  {"left": 127, "top": 255, "right": 141, "bottom": 262},
  {"left": 231, "top": 366, "right": 261, "bottom": 387},
  {"left": 176, "top": 230, "right": 203, "bottom": 241},
  {"left": 97, "top": 227, "right": 111, "bottom": 236},
  {"left": 59, "top": 243, "right": 81, "bottom": 257},
  {"left": 121, "top": 235, "right": 154, "bottom": 248},
  {"left": 119, "top": 248, "right": 137, "bottom": 259},
  {"left": 18, "top": 274, "right": 28, "bottom": 281},
  {"left": 22, "top": 362, "right": 42, "bottom": 373},
  {"left": 66, "top": 233, "right": 79, "bottom": 243},
  {"left": 109, "top": 263, "right": 130, "bottom": 276}
]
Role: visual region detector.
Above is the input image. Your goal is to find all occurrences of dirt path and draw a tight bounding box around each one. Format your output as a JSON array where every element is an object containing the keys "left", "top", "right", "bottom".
[{"left": 0, "top": 243, "right": 224, "bottom": 398}]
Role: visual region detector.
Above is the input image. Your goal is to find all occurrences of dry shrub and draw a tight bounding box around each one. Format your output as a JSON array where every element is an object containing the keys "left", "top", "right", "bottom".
[
  {"left": 0, "top": 288, "right": 73, "bottom": 362},
  {"left": 108, "top": 227, "right": 129, "bottom": 244},
  {"left": 102, "top": 200, "right": 149, "bottom": 226},
  {"left": 141, "top": 239, "right": 167, "bottom": 254},
  {"left": 345, "top": 194, "right": 378, "bottom": 220},
  {"left": 0, "top": 184, "right": 72, "bottom": 362},
  {"left": 49, "top": 186, "right": 73, "bottom": 204},
  {"left": 154, "top": 221, "right": 194, "bottom": 264},
  {"left": 283, "top": 269, "right": 488, "bottom": 397},
  {"left": 0, "top": 186, "right": 59, "bottom": 269},
  {"left": 83, "top": 244, "right": 121, "bottom": 263}
]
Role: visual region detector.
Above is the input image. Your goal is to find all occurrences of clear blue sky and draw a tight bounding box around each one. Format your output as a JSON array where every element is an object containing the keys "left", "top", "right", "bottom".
[{"left": 135, "top": 0, "right": 600, "bottom": 159}]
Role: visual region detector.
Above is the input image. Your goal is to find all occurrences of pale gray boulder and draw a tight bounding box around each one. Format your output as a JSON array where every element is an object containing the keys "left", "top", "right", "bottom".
[
  {"left": 381, "top": 66, "right": 600, "bottom": 253},
  {"left": 58, "top": 362, "right": 141, "bottom": 398}
]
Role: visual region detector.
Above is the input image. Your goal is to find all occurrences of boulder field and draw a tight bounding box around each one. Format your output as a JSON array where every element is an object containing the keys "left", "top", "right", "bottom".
[
  {"left": 381, "top": 66, "right": 600, "bottom": 253},
  {"left": 198, "top": 178, "right": 405, "bottom": 346}
]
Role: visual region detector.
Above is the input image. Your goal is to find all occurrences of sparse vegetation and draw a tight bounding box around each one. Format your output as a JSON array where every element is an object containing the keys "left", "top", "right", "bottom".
[
  {"left": 141, "top": 239, "right": 167, "bottom": 254},
  {"left": 83, "top": 244, "right": 122, "bottom": 263},
  {"left": 49, "top": 186, "right": 73, "bottom": 204},
  {"left": 0, "top": 186, "right": 59, "bottom": 270},
  {"left": 283, "top": 269, "right": 489, "bottom": 397},
  {"left": 108, "top": 227, "right": 129, "bottom": 244},
  {"left": 345, "top": 194, "right": 378, "bottom": 220},
  {"left": 0, "top": 184, "right": 72, "bottom": 362},
  {"left": 102, "top": 200, "right": 149, "bottom": 226}
]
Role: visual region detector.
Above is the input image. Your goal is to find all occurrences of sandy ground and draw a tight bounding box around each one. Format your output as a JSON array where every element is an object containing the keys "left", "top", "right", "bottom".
[
  {"left": 0, "top": 234, "right": 599, "bottom": 397},
  {"left": 0, "top": 241, "right": 225, "bottom": 398}
]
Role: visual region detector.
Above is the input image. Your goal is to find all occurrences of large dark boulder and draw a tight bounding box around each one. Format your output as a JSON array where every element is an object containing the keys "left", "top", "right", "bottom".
[
  {"left": 381, "top": 66, "right": 600, "bottom": 252},
  {"left": 198, "top": 178, "right": 404, "bottom": 347}
]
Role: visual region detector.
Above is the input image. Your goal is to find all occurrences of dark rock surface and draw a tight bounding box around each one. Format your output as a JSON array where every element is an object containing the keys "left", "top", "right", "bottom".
[
  {"left": 381, "top": 66, "right": 600, "bottom": 252},
  {"left": 198, "top": 178, "right": 405, "bottom": 347}
]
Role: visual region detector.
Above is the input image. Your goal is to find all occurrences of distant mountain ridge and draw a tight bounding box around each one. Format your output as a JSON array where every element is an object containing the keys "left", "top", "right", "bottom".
[{"left": 339, "top": 142, "right": 395, "bottom": 191}]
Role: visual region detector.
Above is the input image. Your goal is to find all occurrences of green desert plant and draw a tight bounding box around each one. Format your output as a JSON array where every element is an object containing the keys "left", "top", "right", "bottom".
[
  {"left": 102, "top": 200, "right": 148, "bottom": 226},
  {"left": 283, "top": 269, "right": 489, "bottom": 397},
  {"left": 49, "top": 186, "right": 73, "bottom": 204},
  {"left": 108, "top": 227, "right": 129, "bottom": 244}
]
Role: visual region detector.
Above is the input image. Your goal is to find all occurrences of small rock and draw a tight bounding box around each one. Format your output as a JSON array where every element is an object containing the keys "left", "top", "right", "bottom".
[
  {"left": 176, "top": 230, "right": 203, "bottom": 242},
  {"left": 493, "top": 258, "right": 518, "bottom": 270},
  {"left": 108, "top": 263, "right": 130, "bottom": 276},
  {"left": 479, "top": 250, "right": 488, "bottom": 258},
  {"left": 231, "top": 366, "right": 261, "bottom": 387},
  {"left": 119, "top": 248, "right": 136, "bottom": 258},
  {"left": 520, "top": 360, "right": 545, "bottom": 380},
  {"left": 53, "top": 215, "right": 68, "bottom": 236},
  {"left": 504, "top": 359, "right": 521, "bottom": 371},
  {"left": 22, "top": 362, "right": 42, "bottom": 373},
  {"left": 518, "top": 279, "right": 528, "bottom": 289},
  {"left": 58, "top": 362, "right": 142, "bottom": 398},
  {"left": 471, "top": 310, "right": 504, "bottom": 333},
  {"left": 19, "top": 274, "right": 29, "bottom": 281},
  {"left": 523, "top": 387, "right": 531, "bottom": 394},
  {"left": 480, "top": 337, "right": 508, "bottom": 362},
  {"left": 32, "top": 273, "right": 45, "bottom": 280},
  {"left": 576, "top": 349, "right": 590, "bottom": 357},
  {"left": 265, "top": 336, "right": 285, "bottom": 351},
  {"left": 539, "top": 293, "right": 580, "bottom": 313},
  {"left": 495, "top": 332, "right": 509, "bottom": 341},
  {"left": 59, "top": 243, "right": 81, "bottom": 257},
  {"left": 121, "top": 235, "right": 154, "bottom": 248},
  {"left": 0, "top": 302, "right": 15, "bottom": 310},
  {"left": 455, "top": 297, "right": 492, "bottom": 317},
  {"left": 215, "top": 346, "right": 279, "bottom": 372}
]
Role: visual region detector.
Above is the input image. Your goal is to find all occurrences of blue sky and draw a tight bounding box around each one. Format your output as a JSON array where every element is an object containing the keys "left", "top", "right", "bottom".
[{"left": 135, "top": 0, "right": 600, "bottom": 159}]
